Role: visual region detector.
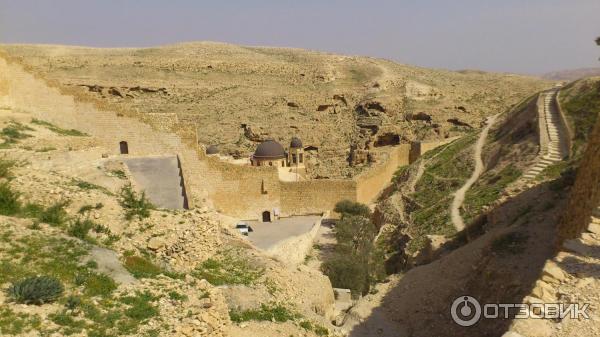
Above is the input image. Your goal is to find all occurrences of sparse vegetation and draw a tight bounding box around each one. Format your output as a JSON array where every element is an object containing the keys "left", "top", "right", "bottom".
[
  {"left": 67, "top": 218, "right": 95, "bottom": 240},
  {"left": 78, "top": 202, "right": 104, "bottom": 214},
  {"left": 0, "top": 159, "right": 16, "bottom": 179},
  {"left": 0, "top": 121, "right": 33, "bottom": 147},
  {"left": 6, "top": 276, "right": 64, "bottom": 304},
  {"left": 0, "top": 182, "right": 22, "bottom": 216},
  {"left": 559, "top": 79, "right": 600, "bottom": 155},
  {"left": 462, "top": 165, "right": 522, "bottom": 224},
  {"left": 0, "top": 307, "right": 41, "bottom": 335},
  {"left": 119, "top": 184, "right": 154, "bottom": 220},
  {"left": 229, "top": 303, "right": 298, "bottom": 323},
  {"left": 407, "top": 135, "right": 476, "bottom": 252},
  {"left": 38, "top": 201, "right": 70, "bottom": 226},
  {"left": 31, "top": 118, "right": 88, "bottom": 136},
  {"left": 110, "top": 169, "right": 127, "bottom": 179},
  {"left": 192, "top": 250, "right": 263, "bottom": 286},
  {"left": 123, "top": 255, "right": 162, "bottom": 279}
]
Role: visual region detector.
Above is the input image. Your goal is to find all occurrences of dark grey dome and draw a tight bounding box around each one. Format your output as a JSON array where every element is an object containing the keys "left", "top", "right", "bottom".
[
  {"left": 290, "top": 137, "right": 303, "bottom": 149},
  {"left": 254, "top": 140, "right": 285, "bottom": 159},
  {"left": 206, "top": 145, "right": 219, "bottom": 155}
]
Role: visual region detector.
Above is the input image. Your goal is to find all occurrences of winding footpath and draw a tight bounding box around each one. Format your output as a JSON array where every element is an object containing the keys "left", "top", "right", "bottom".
[
  {"left": 523, "top": 88, "right": 567, "bottom": 180},
  {"left": 451, "top": 114, "right": 499, "bottom": 231}
]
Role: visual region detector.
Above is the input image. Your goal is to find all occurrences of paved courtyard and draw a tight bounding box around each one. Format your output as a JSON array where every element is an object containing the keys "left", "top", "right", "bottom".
[{"left": 246, "top": 215, "right": 321, "bottom": 250}]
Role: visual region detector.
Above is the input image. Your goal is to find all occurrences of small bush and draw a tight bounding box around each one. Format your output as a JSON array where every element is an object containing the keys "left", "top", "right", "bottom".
[
  {"left": 123, "top": 256, "right": 162, "bottom": 279},
  {"left": 0, "top": 159, "right": 15, "bottom": 178},
  {"left": 119, "top": 184, "right": 153, "bottom": 220},
  {"left": 110, "top": 170, "right": 127, "bottom": 179},
  {"left": 0, "top": 182, "right": 22, "bottom": 216},
  {"left": 64, "top": 295, "right": 82, "bottom": 310},
  {"left": 68, "top": 218, "right": 94, "bottom": 240},
  {"left": 7, "top": 276, "right": 64, "bottom": 304},
  {"left": 300, "top": 320, "right": 329, "bottom": 336},
  {"left": 229, "top": 304, "right": 297, "bottom": 323},
  {"left": 120, "top": 291, "right": 159, "bottom": 321},
  {"left": 39, "top": 201, "right": 70, "bottom": 226},
  {"left": 83, "top": 273, "right": 117, "bottom": 297},
  {"left": 168, "top": 291, "right": 188, "bottom": 302}
]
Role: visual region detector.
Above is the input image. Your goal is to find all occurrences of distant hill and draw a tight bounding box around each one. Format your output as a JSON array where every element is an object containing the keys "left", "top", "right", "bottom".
[{"left": 542, "top": 67, "right": 600, "bottom": 81}]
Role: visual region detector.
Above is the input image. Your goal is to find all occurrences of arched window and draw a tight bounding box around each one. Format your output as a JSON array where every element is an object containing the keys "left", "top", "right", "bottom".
[{"left": 269, "top": 161, "right": 273, "bottom": 166}]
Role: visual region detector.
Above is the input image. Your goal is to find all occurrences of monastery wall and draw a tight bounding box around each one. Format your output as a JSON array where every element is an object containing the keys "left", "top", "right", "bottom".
[
  {"left": 1, "top": 53, "right": 458, "bottom": 220},
  {"left": 355, "top": 144, "right": 411, "bottom": 204},
  {"left": 280, "top": 179, "right": 357, "bottom": 216}
]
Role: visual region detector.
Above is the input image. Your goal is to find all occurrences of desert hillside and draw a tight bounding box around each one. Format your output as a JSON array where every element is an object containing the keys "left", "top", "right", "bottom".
[{"left": 1, "top": 43, "right": 550, "bottom": 178}]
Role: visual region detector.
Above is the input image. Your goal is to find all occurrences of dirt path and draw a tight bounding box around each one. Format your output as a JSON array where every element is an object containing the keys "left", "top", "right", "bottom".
[{"left": 450, "top": 114, "right": 499, "bottom": 231}]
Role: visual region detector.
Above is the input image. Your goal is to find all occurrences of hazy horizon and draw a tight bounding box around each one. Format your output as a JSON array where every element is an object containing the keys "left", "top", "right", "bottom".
[{"left": 1, "top": 0, "right": 599, "bottom": 75}]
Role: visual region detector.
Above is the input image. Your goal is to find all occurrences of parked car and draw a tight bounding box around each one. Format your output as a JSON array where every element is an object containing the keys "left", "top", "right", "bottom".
[{"left": 235, "top": 222, "right": 253, "bottom": 236}]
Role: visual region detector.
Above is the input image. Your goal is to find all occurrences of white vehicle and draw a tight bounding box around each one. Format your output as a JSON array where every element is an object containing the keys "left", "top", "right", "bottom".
[{"left": 235, "top": 222, "right": 252, "bottom": 236}]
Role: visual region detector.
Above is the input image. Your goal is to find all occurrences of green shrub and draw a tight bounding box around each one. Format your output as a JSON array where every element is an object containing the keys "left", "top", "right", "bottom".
[
  {"left": 167, "top": 291, "right": 188, "bottom": 302},
  {"left": 0, "top": 182, "right": 22, "bottom": 216},
  {"left": 120, "top": 291, "right": 159, "bottom": 321},
  {"left": 334, "top": 200, "right": 371, "bottom": 218},
  {"left": 68, "top": 218, "right": 94, "bottom": 240},
  {"left": 83, "top": 273, "right": 117, "bottom": 297},
  {"left": 123, "top": 256, "right": 161, "bottom": 279},
  {"left": 0, "top": 122, "right": 33, "bottom": 146},
  {"left": 322, "top": 255, "right": 369, "bottom": 298},
  {"left": 0, "top": 159, "right": 15, "bottom": 179},
  {"left": 300, "top": 320, "right": 329, "bottom": 336},
  {"left": 229, "top": 304, "right": 297, "bottom": 323},
  {"left": 38, "top": 201, "right": 70, "bottom": 226},
  {"left": 64, "top": 295, "right": 82, "bottom": 310},
  {"left": 7, "top": 276, "right": 64, "bottom": 304},
  {"left": 119, "top": 184, "right": 153, "bottom": 220}
]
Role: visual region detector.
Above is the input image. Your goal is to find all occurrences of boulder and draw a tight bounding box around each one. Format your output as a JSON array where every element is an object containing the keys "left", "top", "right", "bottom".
[{"left": 147, "top": 237, "right": 165, "bottom": 251}]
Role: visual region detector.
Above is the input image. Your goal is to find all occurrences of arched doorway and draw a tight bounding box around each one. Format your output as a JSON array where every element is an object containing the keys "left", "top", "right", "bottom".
[
  {"left": 119, "top": 141, "right": 129, "bottom": 154},
  {"left": 262, "top": 211, "right": 271, "bottom": 222}
]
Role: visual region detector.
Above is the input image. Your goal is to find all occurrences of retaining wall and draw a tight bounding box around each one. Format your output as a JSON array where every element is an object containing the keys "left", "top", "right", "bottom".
[{"left": 266, "top": 212, "right": 328, "bottom": 265}]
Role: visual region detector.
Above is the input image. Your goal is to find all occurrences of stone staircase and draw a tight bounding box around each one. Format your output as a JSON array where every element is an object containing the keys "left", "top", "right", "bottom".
[{"left": 523, "top": 89, "right": 566, "bottom": 180}]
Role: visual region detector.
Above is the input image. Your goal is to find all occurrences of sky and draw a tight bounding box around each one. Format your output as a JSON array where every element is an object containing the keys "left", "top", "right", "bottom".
[{"left": 0, "top": 0, "right": 599, "bottom": 74}]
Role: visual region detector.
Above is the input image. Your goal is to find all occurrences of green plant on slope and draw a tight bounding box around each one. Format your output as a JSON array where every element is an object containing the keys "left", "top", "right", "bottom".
[
  {"left": 119, "top": 184, "right": 153, "bottom": 220},
  {"left": 7, "top": 276, "right": 64, "bottom": 305},
  {"left": 0, "top": 182, "right": 22, "bottom": 216}
]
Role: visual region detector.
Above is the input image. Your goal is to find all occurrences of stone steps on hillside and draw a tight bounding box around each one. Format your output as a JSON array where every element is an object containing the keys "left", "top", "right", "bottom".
[{"left": 523, "top": 89, "right": 566, "bottom": 181}]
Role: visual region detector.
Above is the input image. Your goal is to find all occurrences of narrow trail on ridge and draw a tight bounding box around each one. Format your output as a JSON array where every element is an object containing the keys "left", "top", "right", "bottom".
[{"left": 450, "top": 114, "right": 499, "bottom": 231}]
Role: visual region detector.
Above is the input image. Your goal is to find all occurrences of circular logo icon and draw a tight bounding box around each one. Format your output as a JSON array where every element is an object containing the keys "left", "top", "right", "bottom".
[{"left": 451, "top": 296, "right": 482, "bottom": 327}]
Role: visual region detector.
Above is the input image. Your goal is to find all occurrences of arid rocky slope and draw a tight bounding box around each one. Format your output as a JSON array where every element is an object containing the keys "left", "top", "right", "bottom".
[
  {"left": 345, "top": 77, "right": 599, "bottom": 337},
  {"left": 1, "top": 43, "right": 549, "bottom": 178}
]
